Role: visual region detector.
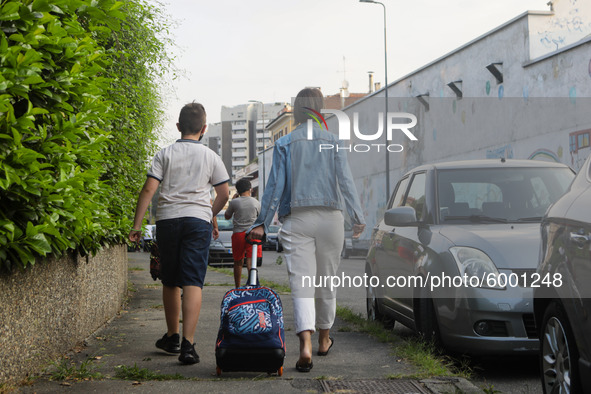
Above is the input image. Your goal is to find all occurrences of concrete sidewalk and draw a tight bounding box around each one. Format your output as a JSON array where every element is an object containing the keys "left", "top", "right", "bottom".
[{"left": 22, "top": 252, "right": 481, "bottom": 393}]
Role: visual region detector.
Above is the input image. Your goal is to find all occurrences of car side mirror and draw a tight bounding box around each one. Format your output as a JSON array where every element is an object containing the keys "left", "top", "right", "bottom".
[{"left": 384, "top": 206, "right": 418, "bottom": 227}]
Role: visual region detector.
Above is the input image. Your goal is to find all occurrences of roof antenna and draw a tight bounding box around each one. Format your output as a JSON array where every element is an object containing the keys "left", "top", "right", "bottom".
[{"left": 339, "top": 56, "right": 350, "bottom": 108}]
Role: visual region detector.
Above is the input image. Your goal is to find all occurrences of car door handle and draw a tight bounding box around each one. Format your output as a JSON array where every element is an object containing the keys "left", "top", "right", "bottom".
[{"left": 570, "top": 232, "right": 591, "bottom": 248}]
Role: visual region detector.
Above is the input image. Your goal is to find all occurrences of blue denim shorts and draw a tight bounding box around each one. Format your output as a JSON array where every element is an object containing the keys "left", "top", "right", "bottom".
[{"left": 156, "top": 217, "right": 212, "bottom": 288}]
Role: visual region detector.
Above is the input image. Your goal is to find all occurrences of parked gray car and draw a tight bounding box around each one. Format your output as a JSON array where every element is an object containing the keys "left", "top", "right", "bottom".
[
  {"left": 264, "top": 225, "right": 283, "bottom": 252},
  {"left": 209, "top": 211, "right": 234, "bottom": 266},
  {"left": 534, "top": 153, "right": 591, "bottom": 393},
  {"left": 342, "top": 219, "right": 370, "bottom": 259},
  {"left": 366, "top": 159, "right": 574, "bottom": 355}
]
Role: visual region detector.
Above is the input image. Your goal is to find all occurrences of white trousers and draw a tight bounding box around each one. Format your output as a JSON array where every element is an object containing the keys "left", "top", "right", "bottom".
[{"left": 278, "top": 207, "right": 344, "bottom": 334}]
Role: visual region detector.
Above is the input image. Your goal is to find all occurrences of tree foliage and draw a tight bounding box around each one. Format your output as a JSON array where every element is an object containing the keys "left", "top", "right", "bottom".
[{"left": 0, "top": 0, "right": 173, "bottom": 270}]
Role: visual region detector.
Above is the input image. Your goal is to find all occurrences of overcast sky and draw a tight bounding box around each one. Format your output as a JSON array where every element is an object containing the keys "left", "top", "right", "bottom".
[{"left": 156, "top": 0, "right": 550, "bottom": 144}]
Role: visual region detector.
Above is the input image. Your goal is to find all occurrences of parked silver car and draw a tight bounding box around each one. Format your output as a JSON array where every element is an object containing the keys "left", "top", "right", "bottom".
[
  {"left": 342, "top": 220, "right": 370, "bottom": 259},
  {"left": 534, "top": 153, "right": 591, "bottom": 393},
  {"left": 209, "top": 211, "right": 234, "bottom": 266},
  {"left": 366, "top": 159, "right": 574, "bottom": 355},
  {"left": 264, "top": 225, "right": 283, "bottom": 252}
]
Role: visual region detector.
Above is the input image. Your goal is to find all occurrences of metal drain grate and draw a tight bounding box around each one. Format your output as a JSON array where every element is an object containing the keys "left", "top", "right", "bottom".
[{"left": 320, "top": 379, "right": 430, "bottom": 394}]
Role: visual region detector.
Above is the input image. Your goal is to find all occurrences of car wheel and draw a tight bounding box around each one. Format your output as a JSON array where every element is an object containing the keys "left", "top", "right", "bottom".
[
  {"left": 540, "top": 301, "right": 581, "bottom": 394},
  {"left": 366, "top": 284, "right": 382, "bottom": 322},
  {"left": 366, "top": 267, "right": 395, "bottom": 329},
  {"left": 418, "top": 297, "right": 441, "bottom": 346}
]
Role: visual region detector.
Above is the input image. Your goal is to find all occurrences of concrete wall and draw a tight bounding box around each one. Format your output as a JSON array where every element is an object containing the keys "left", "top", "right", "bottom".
[
  {"left": 0, "top": 244, "right": 128, "bottom": 385},
  {"left": 320, "top": 1, "right": 591, "bottom": 240},
  {"left": 529, "top": 0, "right": 591, "bottom": 60},
  {"left": 248, "top": 1, "right": 591, "bottom": 240}
]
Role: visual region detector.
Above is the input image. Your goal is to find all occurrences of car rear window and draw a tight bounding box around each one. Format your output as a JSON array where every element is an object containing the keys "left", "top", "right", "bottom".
[
  {"left": 437, "top": 167, "right": 574, "bottom": 223},
  {"left": 216, "top": 216, "right": 233, "bottom": 231}
]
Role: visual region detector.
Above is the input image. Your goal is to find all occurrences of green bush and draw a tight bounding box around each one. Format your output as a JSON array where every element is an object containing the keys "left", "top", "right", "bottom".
[{"left": 0, "top": 0, "right": 173, "bottom": 270}]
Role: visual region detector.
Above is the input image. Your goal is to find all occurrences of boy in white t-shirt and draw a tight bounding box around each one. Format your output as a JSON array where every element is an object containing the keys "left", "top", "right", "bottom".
[{"left": 129, "top": 102, "right": 229, "bottom": 365}]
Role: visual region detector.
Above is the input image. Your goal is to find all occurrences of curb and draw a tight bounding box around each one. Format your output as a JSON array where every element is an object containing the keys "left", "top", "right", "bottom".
[{"left": 420, "top": 377, "right": 483, "bottom": 393}]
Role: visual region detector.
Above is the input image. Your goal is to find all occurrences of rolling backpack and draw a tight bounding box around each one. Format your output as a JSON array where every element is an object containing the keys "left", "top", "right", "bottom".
[{"left": 215, "top": 241, "right": 286, "bottom": 376}]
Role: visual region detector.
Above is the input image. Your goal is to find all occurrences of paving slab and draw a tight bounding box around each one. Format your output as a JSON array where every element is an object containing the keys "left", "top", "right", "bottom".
[{"left": 19, "top": 251, "right": 481, "bottom": 393}]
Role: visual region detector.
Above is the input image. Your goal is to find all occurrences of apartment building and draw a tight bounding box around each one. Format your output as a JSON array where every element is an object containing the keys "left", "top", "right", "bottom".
[{"left": 220, "top": 102, "right": 287, "bottom": 181}]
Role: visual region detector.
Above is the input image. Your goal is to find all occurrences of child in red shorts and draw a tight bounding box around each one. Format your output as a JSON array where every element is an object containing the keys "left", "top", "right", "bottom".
[{"left": 225, "top": 178, "right": 261, "bottom": 287}]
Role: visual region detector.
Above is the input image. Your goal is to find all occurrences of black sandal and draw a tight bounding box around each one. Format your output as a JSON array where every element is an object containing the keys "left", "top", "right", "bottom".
[
  {"left": 295, "top": 360, "right": 313, "bottom": 372},
  {"left": 317, "top": 337, "right": 334, "bottom": 356}
]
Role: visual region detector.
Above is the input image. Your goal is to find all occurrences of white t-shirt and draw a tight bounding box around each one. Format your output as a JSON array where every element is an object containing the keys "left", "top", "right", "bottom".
[{"left": 148, "top": 139, "right": 229, "bottom": 222}]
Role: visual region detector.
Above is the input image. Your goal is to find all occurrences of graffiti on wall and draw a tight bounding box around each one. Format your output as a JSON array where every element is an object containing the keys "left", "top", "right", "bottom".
[
  {"left": 531, "top": 0, "right": 591, "bottom": 59},
  {"left": 569, "top": 129, "right": 591, "bottom": 169},
  {"left": 486, "top": 144, "right": 514, "bottom": 159},
  {"left": 528, "top": 149, "right": 561, "bottom": 163},
  {"left": 483, "top": 130, "right": 589, "bottom": 172},
  {"left": 539, "top": 1, "right": 590, "bottom": 50}
]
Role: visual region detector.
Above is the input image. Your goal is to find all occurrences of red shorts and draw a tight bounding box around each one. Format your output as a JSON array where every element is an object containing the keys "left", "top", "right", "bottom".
[{"left": 231, "top": 231, "right": 262, "bottom": 262}]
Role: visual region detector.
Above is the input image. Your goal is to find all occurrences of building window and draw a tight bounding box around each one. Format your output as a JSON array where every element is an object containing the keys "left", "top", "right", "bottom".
[
  {"left": 578, "top": 133, "right": 590, "bottom": 149},
  {"left": 570, "top": 131, "right": 591, "bottom": 153}
]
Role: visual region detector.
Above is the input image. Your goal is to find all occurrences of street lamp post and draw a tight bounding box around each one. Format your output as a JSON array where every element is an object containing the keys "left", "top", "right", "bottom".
[
  {"left": 248, "top": 100, "right": 266, "bottom": 197},
  {"left": 360, "top": 0, "right": 390, "bottom": 202}
]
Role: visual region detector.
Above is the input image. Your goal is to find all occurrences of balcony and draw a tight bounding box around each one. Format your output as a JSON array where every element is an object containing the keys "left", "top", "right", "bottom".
[
  {"left": 256, "top": 140, "right": 272, "bottom": 149},
  {"left": 232, "top": 159, "right": 248, "bottom": 167}
]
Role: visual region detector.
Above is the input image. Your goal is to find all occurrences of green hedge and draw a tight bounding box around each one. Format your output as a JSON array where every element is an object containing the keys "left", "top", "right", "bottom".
[{"left": 0, "top": 0, "right": 172, "bottom": 270}]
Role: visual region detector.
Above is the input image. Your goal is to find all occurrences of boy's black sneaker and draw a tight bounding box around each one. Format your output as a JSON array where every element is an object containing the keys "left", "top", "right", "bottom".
[
  {"left": 155, "top": 333, "right": 180, "bottom": 354},
  {"left": 178, "top": 338, "right": 200, "bottom": 365}
]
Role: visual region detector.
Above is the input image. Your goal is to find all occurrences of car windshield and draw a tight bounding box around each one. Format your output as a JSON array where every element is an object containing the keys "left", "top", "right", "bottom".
[
  {"left": 437, "top": 167, "right": 574, "bottom": 224},
  {"left": 216, "top": 215, "right": 233, "bottom": 231}
]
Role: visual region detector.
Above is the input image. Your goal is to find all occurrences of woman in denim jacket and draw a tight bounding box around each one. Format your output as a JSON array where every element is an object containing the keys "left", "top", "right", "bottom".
[{"left": 248, "top": 87, "right": 365, "bottom": 372}]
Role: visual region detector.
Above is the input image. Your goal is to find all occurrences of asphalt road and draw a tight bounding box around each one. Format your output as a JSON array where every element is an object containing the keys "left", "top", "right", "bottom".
[{"left": 257, "top": 249, "right": 543, "bottom": 394}]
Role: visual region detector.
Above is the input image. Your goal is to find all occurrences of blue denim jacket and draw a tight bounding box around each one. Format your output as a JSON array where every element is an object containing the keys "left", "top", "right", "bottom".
[{"left": 251, "top": 123, "right": 365, "bottom": 233}]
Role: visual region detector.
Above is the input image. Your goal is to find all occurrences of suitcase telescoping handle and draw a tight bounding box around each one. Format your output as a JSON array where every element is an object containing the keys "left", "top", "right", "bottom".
[{"left": 246, "top": 239, "right": 262, "bottom": 287}]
